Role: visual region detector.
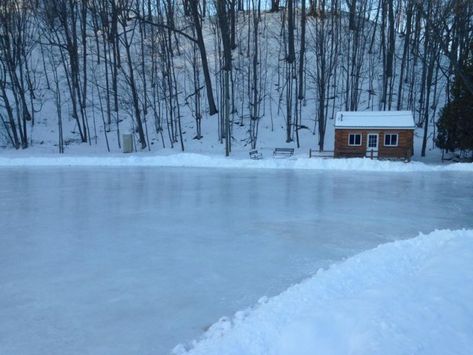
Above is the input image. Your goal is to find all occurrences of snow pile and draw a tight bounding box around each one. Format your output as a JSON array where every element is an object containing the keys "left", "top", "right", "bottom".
[
  {"left": 174, "top": 229, "right": 473, "bottom": 355},
  {"left": 0, "top": 153, "right": 472, "bottom": 172}
]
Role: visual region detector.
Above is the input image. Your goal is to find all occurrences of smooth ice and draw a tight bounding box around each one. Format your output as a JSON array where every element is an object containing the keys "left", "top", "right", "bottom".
[{"left": 0, "top": 167, "right": 472, "bottom": 355}]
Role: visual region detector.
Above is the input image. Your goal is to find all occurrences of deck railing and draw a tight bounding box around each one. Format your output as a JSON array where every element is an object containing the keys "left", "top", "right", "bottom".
[
  {"left": 309, "top": 148, "right": 412, "bottom": 162},
  {"left": 365, "top": 149, "right": 378, "bottom": 159}
]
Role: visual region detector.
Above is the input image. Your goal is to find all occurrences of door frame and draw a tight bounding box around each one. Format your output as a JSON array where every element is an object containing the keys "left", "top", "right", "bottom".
[{"left": 366, "top": 133, "right": 379, "bottom": 157}]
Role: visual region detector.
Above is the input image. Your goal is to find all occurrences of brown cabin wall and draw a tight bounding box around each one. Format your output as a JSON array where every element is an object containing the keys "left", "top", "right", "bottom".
[{"left": 334, "top": 129, "right": 414, "bottom": 159}]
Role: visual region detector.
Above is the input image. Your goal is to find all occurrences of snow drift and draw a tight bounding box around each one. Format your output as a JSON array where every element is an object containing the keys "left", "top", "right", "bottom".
[
  {"left": 0, "top": 153, "right": 472, "bottom": 172},
  {"left": 174, "top": 229, "right": 473, "bottom": 355}
]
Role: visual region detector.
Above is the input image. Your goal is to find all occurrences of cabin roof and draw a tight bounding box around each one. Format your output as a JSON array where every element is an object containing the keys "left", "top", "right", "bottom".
[{"left": 335, "top": 111, "right": 416, "bottom": 129}]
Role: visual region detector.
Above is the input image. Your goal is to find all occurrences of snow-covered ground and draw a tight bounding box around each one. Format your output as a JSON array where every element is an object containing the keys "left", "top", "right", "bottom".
[
  {"left": 176, "top": 229, "right": 473, "bottom": 355},
  {"left": 1, "top": 167, "right": 472, "bottom": 355},
  {"left": 0, "top": 152, "right": 472, "bottom": 172},
  {"left": 0, "top": 9, "right": 450, "bottom": 165}
]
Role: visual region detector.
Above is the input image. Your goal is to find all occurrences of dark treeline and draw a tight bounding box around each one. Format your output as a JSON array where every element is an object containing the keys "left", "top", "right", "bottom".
[{"left": 0, "top": 0, "right": 472, "bottom": 156}]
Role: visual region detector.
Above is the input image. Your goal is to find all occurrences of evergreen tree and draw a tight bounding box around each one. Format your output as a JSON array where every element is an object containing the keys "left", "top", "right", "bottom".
[{"left": 436, "top": 47, "right": 473, "bottom": 156}]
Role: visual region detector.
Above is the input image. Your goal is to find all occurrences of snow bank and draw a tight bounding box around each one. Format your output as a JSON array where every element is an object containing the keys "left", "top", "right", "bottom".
[
  {"left": 0, "top": 153, "right": 472, "bottom": 172},
  {"left": 174, "top": 229, "right": 473, "bottom": 355}
]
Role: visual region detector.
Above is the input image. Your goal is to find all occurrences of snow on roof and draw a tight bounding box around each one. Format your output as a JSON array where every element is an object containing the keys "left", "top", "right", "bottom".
[{"left": 335, "top": 111, "right": 416, "bottom": 129}]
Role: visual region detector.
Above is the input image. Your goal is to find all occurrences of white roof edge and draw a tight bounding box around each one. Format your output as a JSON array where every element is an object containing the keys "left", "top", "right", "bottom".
[
  {"left": 335, "top": 126, "right": 416, "bottom": 130},
  {"left": 334, "top": 111, "right": 416, "bottom": 129}
]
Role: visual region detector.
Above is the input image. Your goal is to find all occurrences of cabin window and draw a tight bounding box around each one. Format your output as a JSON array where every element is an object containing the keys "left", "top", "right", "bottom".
[
  {"left": 384, "top": 133, "right": 399, "bottom": 147},
  {"left": 348, "top": 133, "right": 362, "bottom": 146}
]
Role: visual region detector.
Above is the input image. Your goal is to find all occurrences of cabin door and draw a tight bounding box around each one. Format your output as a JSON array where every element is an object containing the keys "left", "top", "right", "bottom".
[{"left": 366, "top": 133, "right": 379, "bottom": 158}]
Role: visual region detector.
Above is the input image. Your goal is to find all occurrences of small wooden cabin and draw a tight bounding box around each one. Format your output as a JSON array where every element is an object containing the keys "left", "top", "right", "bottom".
[{"left": 334, "top": 111, "right": 415, "bottom": 160}]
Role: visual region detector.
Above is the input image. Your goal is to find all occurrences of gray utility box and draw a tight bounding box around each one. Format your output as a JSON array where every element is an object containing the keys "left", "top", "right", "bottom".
[{"left": 122, "top": 134, "right": 134, "bottom": 153}]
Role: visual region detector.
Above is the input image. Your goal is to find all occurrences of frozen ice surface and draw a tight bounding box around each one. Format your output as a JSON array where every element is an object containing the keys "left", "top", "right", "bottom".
[{"left": 0, "top": 167, "right": 472, "bottom": 355}]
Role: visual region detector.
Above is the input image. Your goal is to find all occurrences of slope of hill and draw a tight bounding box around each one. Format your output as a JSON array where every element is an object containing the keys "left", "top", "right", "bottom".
[{"left": 0, "top": 5, "right": 454, "bottom": 161}]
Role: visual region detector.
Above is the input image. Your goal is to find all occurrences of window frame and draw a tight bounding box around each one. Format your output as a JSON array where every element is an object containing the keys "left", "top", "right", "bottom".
[
  {"left": 384, "top": 133, "right": 399, "bottom": 147},
  {"left": 348, "top": 133, "right": 362, "bottom": 146}
]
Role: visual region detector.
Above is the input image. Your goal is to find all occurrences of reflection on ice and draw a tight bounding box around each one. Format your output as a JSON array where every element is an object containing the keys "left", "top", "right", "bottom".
[{"left": 0, "top": 167, "right": 472, "bottom": 355}]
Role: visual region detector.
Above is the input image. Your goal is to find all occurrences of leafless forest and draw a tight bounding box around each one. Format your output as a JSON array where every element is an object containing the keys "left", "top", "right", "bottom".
[{"left": 0, "top": 0, "right": 472, "bottom": 155}]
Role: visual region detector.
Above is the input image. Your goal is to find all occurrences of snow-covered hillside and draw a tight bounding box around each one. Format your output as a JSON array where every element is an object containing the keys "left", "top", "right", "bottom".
[{"left": 0, "top": 5, "right": 454, "bottom": 160}]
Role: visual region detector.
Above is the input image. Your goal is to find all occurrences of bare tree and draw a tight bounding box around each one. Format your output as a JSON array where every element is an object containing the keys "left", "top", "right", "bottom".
[
  {"left": 117, "top": 0, "right": 147, "bottom": 149},
  {"left": 216, "top": 0, "right": 233, "bottom": 156},
  {"left": 0, "top": 0, "right": 36, "bottom": 148}
]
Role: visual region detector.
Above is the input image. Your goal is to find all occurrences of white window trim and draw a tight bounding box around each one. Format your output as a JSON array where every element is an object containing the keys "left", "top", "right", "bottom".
[
  {"left": 384, "top": 133, "right": 399, "bottom": 147},
  {"left": 348, "top": 133, "right": 362, "bottom": 146}
]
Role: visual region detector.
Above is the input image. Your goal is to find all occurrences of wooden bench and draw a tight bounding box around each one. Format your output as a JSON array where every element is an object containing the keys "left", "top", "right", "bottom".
[
  {"left": 309, "top": 149, "right": 334, "bottom": 158},
  {"left": 273, "top": 148, "right": 294, "bottom": 157},
  {"left": 249, "top": 150, "right": 263, "bottom": 160}
]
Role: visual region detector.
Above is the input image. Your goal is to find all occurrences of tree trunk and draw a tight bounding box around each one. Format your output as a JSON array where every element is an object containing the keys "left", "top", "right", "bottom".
[{"left": 190, "top": 0, "right": 218, "bottom": 116}]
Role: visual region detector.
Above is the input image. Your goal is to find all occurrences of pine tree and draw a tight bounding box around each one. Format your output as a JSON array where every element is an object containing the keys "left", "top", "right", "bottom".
[{"left": 436, "top": 46, "right": 473, "bottom": 157}]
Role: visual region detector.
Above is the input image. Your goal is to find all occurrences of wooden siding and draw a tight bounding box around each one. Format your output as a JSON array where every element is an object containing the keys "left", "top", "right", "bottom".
[{"left": 334, "top": 129, "right": 413, "bottom": 159}]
